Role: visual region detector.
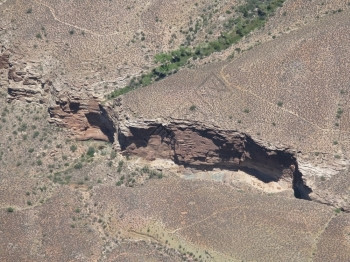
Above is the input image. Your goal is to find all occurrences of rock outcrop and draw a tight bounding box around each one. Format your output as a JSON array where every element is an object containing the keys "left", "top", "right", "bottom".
[
  {"left": 1, "top": 49, "right": 116, "bottom": 142},
  {"left": 0, "top": 50, "right": 9, "bottom": 69},
  {"left": 7, "top": 65, "right": 51, "bottom": 103},
  {"left": 0, "top": 49, "right": 50, "bottom": 103},
  {"left": 117, "top": 119, "right": 312, "bottom": 200},
  {"left": 48, "top": 93, "right": 116, "bottom": 142}
]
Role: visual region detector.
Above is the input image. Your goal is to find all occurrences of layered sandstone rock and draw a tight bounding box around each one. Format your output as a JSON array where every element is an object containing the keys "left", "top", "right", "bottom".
[
  {"left": 3, "top": 52, "right": 50, "bottom": 103},
  {"left": 48, "top": 93, "right": 115, "bottom": 142},
  {"left": 117, "top": 119, "right": 311, "bottom": 200}
]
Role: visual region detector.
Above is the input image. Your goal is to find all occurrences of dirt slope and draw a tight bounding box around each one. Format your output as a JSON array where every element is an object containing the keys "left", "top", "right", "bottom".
[
  {"left": 119, "top": 10, "right": 350, "bottom": 210},
  {"left": 1, "top": 0, "right": 350, "bottom": 261}
]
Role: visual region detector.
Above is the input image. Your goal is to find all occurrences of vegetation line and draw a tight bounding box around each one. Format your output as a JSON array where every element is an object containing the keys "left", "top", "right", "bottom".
[{"left": 107, "top": 0, "right": 286, "bottom": 99}]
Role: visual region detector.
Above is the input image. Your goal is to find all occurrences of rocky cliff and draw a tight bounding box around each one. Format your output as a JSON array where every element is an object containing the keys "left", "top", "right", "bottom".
[
  {"left": 117, "top": 119, "right": 312, "bottom": 200},
  {"left": 2, "top": 54, "right": 346, "bottom": 209},
  {"left": 0, "top": 48, "right": 116, "bottom": 142},
  {"left": 48, "top": 93, "right": 116, "bottom": 142}
]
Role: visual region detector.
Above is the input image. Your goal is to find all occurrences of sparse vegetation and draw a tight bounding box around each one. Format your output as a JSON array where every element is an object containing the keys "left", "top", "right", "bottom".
[
  {"left": 87, "top": 146, "right": 95, "bottom": 157},
  {"left": 70, "top": 145, "right": 77, "bottom": 152},
  {"left": 108, "top": 0, "right": 287, "bottom": 99},
  {"left": 110, "top": 150, "right": 117, "bottom": 159},
  {"left": 1, "top": 0, "right": 350, "bottom": 260},
  {"left": 117, "top": 160, "right": 124, "bottom": 173},
  {"left": 33, "top": 131, "right": 39, "bottom": 138},
  {"left": 336, "top": 108, "right": 343, "bottom": 119},
  {"left": 74, "top": 162, "right": 83, "bottom": 169},
  {"left": 334, "top": 208, "right": 342, "bottom": 214}
]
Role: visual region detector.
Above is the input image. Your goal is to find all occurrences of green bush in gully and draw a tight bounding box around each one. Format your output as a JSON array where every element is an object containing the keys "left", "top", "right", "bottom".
[{"left": 108, "top": 0, "right": 285, "bottom": 99}]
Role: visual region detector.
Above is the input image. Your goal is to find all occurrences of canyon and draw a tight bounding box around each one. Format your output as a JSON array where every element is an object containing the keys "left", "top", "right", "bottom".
[{"left": 1, "top": 1, "right": 350, "bottom": 261}]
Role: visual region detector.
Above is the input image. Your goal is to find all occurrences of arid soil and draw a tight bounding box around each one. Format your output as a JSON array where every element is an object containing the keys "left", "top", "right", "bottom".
[{"left": 1, "top": 0, "right": 350, "bottom": 261}]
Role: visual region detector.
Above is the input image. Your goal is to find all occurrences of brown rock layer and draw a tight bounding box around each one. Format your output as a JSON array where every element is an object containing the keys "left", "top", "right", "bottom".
[
  {"left": 49, "top": 95, "right": 116, "bottom": 142},
  {"left": 118, "top": 119, "right": 312, "bottom": 199}
]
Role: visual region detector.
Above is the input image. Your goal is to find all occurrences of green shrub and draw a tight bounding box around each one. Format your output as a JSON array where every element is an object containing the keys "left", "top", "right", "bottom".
[
  {"left": 110, "top": 150, "right": 117, "bottom": 159},
  {"left": 70, "top": 145, "right": 77, "bottom": 152},
  {"left": 141, "top": 166, "right": 150, "bottom": 173},
  {"left": 87, "top": 147, "right": 95, "bottom": 157},
  {"left": 74, "top": 162, "right": 83, "bottom": 169},
  {"left": 334, "top": 208, "right": 342, "bottom": 214},
  {"left": 336, "top": 108, "right": 343, "bottom": 119},
  {"left": 7, "top": 207, "right": 14, "bottom": 213},
  {"left": 108, "top": 86, "right": 133, "bottom": 99},
  {"left": 33, "top": 131, "right": 39, "bottom": 138},
  {"left": 18, "top": 123, "right": 27, "bottom": 131}
]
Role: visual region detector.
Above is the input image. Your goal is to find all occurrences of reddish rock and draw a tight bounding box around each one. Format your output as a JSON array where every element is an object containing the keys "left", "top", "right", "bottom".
[{"left": 49, "top": 95, "right": 115, "bottom": 142}]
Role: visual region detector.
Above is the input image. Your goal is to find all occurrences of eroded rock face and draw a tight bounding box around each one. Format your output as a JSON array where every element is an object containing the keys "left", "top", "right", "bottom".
[
  {"left": 1, "top": 49, "right": 116, "bottom": 142},
  {"left": 7, "top": 73, "right": 50, "bottom": 104},
  {"left": 48, "top": 94, "right": 116, "bottom": 142},
  {"left": 2, "top": 50, "right": 50, "bottom": 103},
  {"left": 0, "top": 51, "right": 10, "bottom": 69},
  {"left": 0, "top": 48, "right": 343, "bottom": 208},
  {"left": 117, "top": 119, "right": 312, "bottom": 199}
]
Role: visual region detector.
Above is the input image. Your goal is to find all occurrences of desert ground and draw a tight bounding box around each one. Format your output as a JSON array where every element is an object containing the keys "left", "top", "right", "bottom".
[{"left": 1, "top": 0, "right": 350, "bottom": 261}]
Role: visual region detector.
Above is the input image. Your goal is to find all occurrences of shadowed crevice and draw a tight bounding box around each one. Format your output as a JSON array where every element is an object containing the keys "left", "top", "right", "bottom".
[{"left": 85, "top": 105, "right": 116, "bottom": 143}]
